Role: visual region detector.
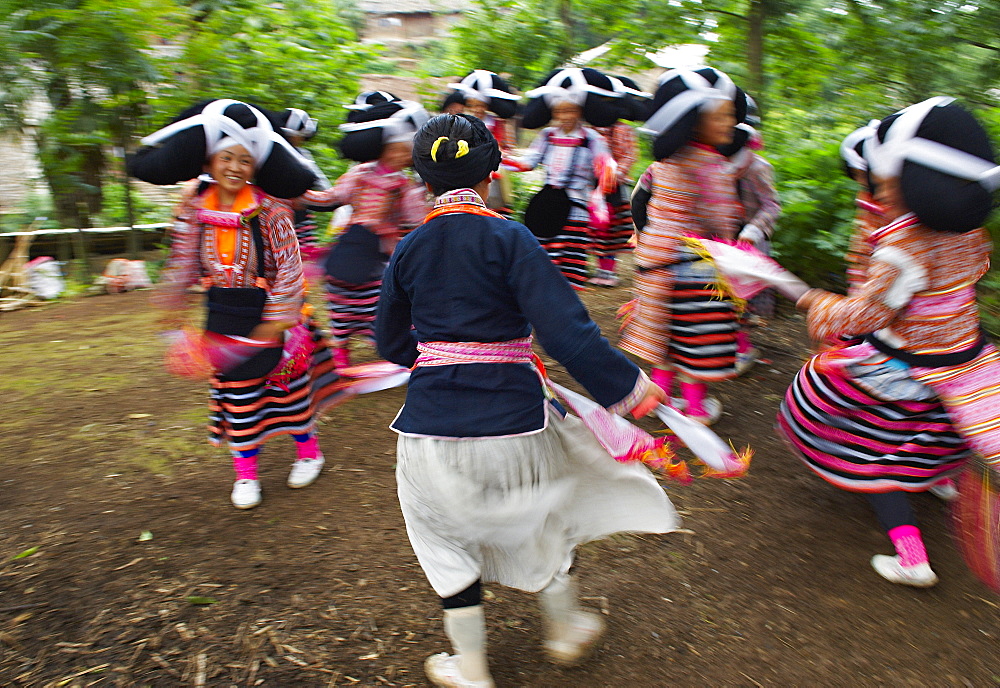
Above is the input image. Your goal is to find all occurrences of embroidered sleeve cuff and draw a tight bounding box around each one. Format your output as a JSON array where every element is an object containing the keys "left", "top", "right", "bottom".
[
  {"left": 608, "top": 371, "right": 650, "bottom": 416},
  {"left": 262, "top": 300, "right": 299, "bottom": 323}
]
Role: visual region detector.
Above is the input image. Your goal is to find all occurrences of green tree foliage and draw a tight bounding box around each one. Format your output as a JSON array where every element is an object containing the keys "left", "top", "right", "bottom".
[
  {"left": 450, "top": 0, "right": 569, "bottom": 89},
  {"left": 157, "top": 0, "right": 369, "bottom": 179},
  {"left": 0, "top": 0, "right": 176, "bottom": 229}
]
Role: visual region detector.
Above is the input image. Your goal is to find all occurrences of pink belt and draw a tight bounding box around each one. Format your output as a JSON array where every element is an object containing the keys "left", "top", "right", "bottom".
[{"left": 414, "top": 337, "right": 534, "bottom": 367}]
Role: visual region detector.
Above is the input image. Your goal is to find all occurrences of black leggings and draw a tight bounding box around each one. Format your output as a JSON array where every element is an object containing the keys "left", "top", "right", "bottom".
[
  {"left": 864, "top": 491, "right": 917, "bottom": 532},
  {"left": 441, "top": 580, "right": 482, "bottom": 609}
]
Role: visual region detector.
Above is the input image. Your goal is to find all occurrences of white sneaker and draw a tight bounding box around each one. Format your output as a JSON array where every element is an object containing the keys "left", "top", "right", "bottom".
[
  {"left": 231, "top": 479, "right": 261, "bottom": 509},
  {"left": 735, "top": 348, "right": 759, "bottom": 376},
  {"left": 287, "top": 453, "right": 324, "bottom": 488},
  {"left": 928, "top": 479, "right": 959, "bottom": 502},
  {"left": 683, "top": 396, "right": 722, "bottom": 426},
  {"left": 544, "top": 610, "right": 606, "bottom": 667},
  {"left": 424, "top": 653, "right": 495, "bottom": 688},
  {"left": 871, "top": 554, "right": 938, "bottom": 588}
]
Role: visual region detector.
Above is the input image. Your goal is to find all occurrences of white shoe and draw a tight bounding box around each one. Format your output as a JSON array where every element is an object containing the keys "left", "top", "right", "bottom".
[
  {"left": 669, "top": 396, "right": 722, "bottom": 425},
  {"left": 424, "top": 653, "right": 495, "bottom": 688},
  {"left": 871, "top": 554, "right": 938, "bottom": 588},
  {"left": 287, "top": 453, "right": 324, "bottom": 488},
  {"left": 231, "top": 479, "right": 261, "bottom": 509},
  {"left": 928, "top": 479, "right": 959, "bottom": 502},
  {"left": 544, "top": 610, "right": 606, "bottom": 666},
  {"left": 735, "top": 348, "right": 759, "bottom": 376}
]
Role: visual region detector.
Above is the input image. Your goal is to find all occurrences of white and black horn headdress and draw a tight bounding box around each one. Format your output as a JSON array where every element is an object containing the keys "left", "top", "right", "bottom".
[
  {"left": 128, "top": 99, "right": 317, "bottom": 198},
  {"left": 868, "top": 96, "right": 998, "bottom": 232}
]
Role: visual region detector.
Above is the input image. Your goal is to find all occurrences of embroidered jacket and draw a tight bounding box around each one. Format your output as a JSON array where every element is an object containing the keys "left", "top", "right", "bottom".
[
  {"left": 509, "top": 127, "right": 611, "bottom": 203},
  {"left": 161, "top": 185, "right": 304, "bottom": 322},
  {"left": 807, "top": 213, "right": 991, "bottom": 354},
  {"left": 302, "top": 162, "right": 428, "bottom": 254},
  {"left": 733, "top": 152, "right": 780, "bottom": 238},
  {"left": 376, "top": 191, "right": 644, "bottom": 438},
  {"left": 594, "top": 123, "right": 637, "bottom": 181}
]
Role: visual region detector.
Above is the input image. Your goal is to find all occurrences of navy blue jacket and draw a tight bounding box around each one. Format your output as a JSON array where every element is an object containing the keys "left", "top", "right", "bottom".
[{"left": 376, "top": 212, "right": 640, "bottom": 437}]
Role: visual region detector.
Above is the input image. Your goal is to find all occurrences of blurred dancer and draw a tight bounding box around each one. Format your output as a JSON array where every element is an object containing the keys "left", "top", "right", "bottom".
[
  {"left": 131, "top": 100, "right": 339, "bottom": 509},
  {"left": 377, "top": 113, "right": 676, "bottom": 688},
  {"left": 621, "top": 68, "right": 745, "bottom": 425},
  {"left": 589, "top": 76, "right": 649, "bottom": 287},
  {"left": 778, "top": 97, "right": 1000, "bottom": 587},
  {"left": 302, "top": 96, "right": 429, "bottom": 368},
  {"left": 510, "top": 68, "right": 623, "bottom": 289}
]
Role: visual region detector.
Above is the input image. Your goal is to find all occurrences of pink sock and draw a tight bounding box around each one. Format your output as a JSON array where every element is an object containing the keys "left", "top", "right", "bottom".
[
  {"left": 333, "top": 346, "right": 350, "bottom": 368},
  {"left": 650, "top": 367, "right": 674, "bottom": 397},
  {"left": 736, "top": 329, "right": 752, "bottom": 354},
  {"left": 232, "top": 453, "right": 258, "bottom": 481},
  {"left": 295, "top": 433, "right": 320, "bottom": 460},
  {"left": 598, "top": 256, "right": 616, "bottom": 273},
  {"left": 679, "top": 380, "right": 707, "bottom": 417},
  {"left": 888, "top": 525, "right": 929, "bottom": 567}
]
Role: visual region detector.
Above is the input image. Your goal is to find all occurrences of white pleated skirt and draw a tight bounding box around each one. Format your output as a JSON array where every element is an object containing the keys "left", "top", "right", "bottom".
[{"left": 396, "top": 409, "right": 680, "bottom": 598}]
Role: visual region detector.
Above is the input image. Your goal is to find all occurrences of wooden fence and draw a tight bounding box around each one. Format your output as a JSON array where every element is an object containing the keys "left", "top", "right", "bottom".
[{"left": 0, "top": 223, "right": 172, "bottom": 270}]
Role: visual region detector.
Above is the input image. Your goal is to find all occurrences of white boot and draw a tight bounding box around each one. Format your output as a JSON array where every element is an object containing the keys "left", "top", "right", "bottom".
[
  {"left": 539, "top": 574, "right": 605, "bottom": 666},
  {"left": 425, "top": 605, "right": 494, "bottom": 688}
]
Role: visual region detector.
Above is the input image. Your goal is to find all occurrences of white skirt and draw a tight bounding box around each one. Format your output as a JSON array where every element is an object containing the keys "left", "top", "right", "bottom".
[{"left": 396, "top": 410, "right": 680, "bottom": 598}]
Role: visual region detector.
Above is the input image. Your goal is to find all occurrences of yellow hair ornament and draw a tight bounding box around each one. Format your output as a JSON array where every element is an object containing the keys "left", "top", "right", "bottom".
[
  {"left": 430, "top": 136, "right": 449, "bottom": 162},
  {"left": 455, "top": 140, "right": 470, "bottom": 159}
]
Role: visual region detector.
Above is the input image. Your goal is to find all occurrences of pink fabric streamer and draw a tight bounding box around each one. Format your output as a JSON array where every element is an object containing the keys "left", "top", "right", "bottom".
[
  {"left": 549, "top": 381, "right": 663, "bottom": 462},
  {"left": 687, "top": 236, "right": 810, "bottom": 302}
]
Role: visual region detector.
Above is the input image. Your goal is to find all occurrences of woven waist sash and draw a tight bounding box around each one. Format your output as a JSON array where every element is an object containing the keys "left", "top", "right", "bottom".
[{"left": 414, "top": 337, "right": 534, "bottom": 367}]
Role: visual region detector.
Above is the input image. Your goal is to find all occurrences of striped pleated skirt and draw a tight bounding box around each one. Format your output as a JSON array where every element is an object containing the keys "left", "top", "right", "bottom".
[
  {"left": 591, "top": 184, "right": 634, "bottom": 257},
  {"left": 667, "top": 259, "right": 738, "bottom": 380},
  {"left": 209, "top": 332, "right": 344, "bottom": 452},
  {"left": 777, "top": 341, "right": 970, "bottom": 492},
  {"left": 619, "top": 258, "right": 738, "bottom": 379},
  {"left": 324, "top": 276, "right": 382, "bottom": 344},
  {"left": 293, "top": 208, "right": 318, "bottom": 252},
  {"left": 538, "top": 205, "right": 591, "bottom": 290}
]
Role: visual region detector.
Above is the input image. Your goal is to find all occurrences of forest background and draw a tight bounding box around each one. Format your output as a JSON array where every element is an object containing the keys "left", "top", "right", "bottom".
[{"left": 1, "top": 0, "right": 999, "bottom": 327}]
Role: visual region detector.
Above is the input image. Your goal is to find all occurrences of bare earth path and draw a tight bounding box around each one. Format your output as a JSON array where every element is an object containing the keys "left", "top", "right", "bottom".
[{"left": 0, "top": 285, "right": 997, "bottom": 687}]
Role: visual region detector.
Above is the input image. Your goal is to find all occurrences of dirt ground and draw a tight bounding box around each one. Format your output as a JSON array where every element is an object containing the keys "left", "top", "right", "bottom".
[{"left": 1, "top": 279, "right": 998, "bottom": 688}]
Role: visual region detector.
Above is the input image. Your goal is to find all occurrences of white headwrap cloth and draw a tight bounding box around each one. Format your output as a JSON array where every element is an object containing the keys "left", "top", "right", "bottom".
[
  {"left": 686, "top": 66, "right": 737, "bottom": 101},
  {"left": 840, "top": 120, "right": 880, "bottom": 172},
  {"left": 608, "top": 76, "right": 652, "bottom": 100},
  {"left": 281, "top": 108, "right": 317, "bottom": 138},
  {"left": 524, "top": 68, "right": 623, "bottom": 108},
  {"left": 728, "top": 123, "right": 759, "bottom": 173},
  {"left": 638, "top": 70, "right": 729, "bottom": 137},
  {"left": 140, "top": 99, "right": 304, "bottom": 170},
  {"left": 447, "top": 70, "right": 520, "bottom": 103},
  {"left": 868, "top": 96, "right": 1000, "bottom": 191},
  {"left": 345, "top": 91, "right": 398, "bottom": 111},
  {"left": 339, "top": 100, "right": 430, "bottom": 144}
]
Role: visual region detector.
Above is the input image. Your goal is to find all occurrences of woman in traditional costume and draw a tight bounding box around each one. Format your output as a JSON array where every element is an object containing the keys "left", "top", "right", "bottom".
[
  {"left": 620, "top": 69, "right": 743, "bottom": 425},
  {"left": 302, "top": 96, "right": 429, "bottom": 368},
  {"left": 376, "top": 114, "right": 677, "bottom": 688},
  {"left": 721, "top": 118, "right": 782, "bottom": 372},
  {"left": 588, "top": 76, "right": 649, "bottom": 287},
  {"left": 840, "top": 120, "right": 885, "bottom": 295},
  {"left": 778, "top": 97, "right": 1000, "bottom": 587},
  {"left": 446, "top": 70, "right": 520, "bottom": 215},
  {"left": 508, "top": 67, "right": 622, "bottom": 290},
  {"left": 131, "top": 99, "right": 340, "bottom": 509},
  {"left": 277, "top": 107, "right": 332, "bottom": 255}
]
